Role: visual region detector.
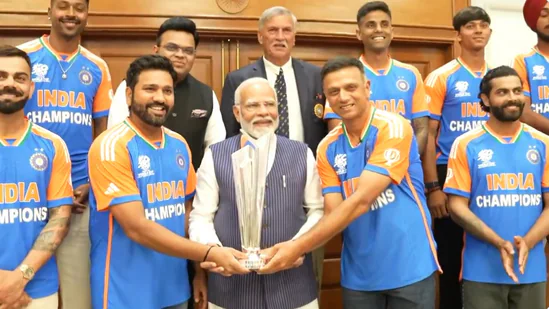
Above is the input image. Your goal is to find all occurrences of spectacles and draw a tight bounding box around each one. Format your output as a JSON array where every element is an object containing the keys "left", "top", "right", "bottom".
[
  {"left": 242, "top": 101, "right": 277, "bottom": 112},
  {"left": 162, "top": 44, "right": 195, "bottom": 56}
]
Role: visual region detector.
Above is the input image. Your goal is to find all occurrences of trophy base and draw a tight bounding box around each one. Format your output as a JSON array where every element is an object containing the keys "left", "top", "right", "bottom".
[{"left": 241, "top": 249, "right": 265, "bottom": 270}]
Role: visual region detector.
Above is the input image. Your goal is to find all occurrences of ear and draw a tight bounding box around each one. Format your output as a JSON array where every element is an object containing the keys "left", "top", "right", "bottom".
[
  {"left": 28, "top": 82, "right": 36, "bottom": 100},
  {"left": 153, "top": 45, "right": 160, "bottom": 54},
  {"left": 233, "top": 105, "right": 241, "bottom": 123},
  {"left": 257, "top": 31, "right": 263, "bottom": 45},
  {"left": 47, "top": 8, "right": 52, "bottom": 20},
  {"left": 355, "top": 27, "right": 361, "bottom": 42},
  {"left": 480, "top": 93, "right": 490, "bottom": 108},
  {"left": 125, "top": 86, "right": 132, "bottom": 108}
]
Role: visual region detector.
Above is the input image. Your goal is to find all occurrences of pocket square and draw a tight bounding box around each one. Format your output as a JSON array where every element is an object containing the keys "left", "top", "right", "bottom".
[{"left": 191, "top": 109, "right": 208, "bottom": 118}]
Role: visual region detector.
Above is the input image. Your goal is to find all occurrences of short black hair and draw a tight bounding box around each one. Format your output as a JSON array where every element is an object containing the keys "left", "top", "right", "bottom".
[
  {"left": 453, "top": 6, "right": 491, "bottom": 31},
  {"left": 156, "top": 17, "right": 200, "bottom": 47},
  {"left": 321, "top": 56, "right": 364, "bottom": 82},
  {"left": 478, "top": 65, "right": 522, "bottom": 112},
  {"left": 357, "top": 1, "right": 392, "bottom": 24},
  {"left": 0, "top": 45, "right": 32, "bottom": 71},
  {"left": 126, "top": 54, "right": 178, "bottom": 90}
]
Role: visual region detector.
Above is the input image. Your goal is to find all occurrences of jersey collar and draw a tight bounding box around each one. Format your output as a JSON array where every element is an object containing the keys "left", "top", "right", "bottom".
[
  {"left": 0, "top": 119, "right": 32, "bottom": 147},
  {"left": 456, "top": 57, "right": 487, "bottom": 79},
  {"left": 359, "top": 54, "right": 393, "bottom": 76},
  {"left": 124, "top": 119, "right": 166, "bottom": 150},
  {"left": 482, "top": 122, "right": 523, "bottom": 144},
  {"left": 39, "top": 35, "right": 81, "bottom": 63},
  {"left": 342, "top": 106, "right": 376, "bottom": 148}
]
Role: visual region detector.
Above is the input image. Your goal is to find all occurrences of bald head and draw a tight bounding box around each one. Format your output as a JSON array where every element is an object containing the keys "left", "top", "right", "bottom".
[{"left": 233, "top": 77, "right": 279, "bottom": 138}]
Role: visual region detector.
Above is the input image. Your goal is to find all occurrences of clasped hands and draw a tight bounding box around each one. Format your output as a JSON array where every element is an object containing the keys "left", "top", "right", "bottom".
[
  {"left": 498, "top": 236, "right": 531, "bottom": 283},
  {"left": 200, "top": 241, "right": 306, "bottom": 276}
]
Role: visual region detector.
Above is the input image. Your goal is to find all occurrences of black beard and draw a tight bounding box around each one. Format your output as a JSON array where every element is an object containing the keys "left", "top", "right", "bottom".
[
  {"left": 0, "top": 98, "right": 27, "bottom": 114},
  {"left": 490, "top": 101, "right": 525, "bottom": 122}
]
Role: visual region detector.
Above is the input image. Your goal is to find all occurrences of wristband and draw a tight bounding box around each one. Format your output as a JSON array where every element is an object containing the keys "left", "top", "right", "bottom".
[
  {"left": 425, "top": 181, "right": 440, "bottom": 190},
  {"left": 203, "top": 246, "right": 214, "bottom": 262}
]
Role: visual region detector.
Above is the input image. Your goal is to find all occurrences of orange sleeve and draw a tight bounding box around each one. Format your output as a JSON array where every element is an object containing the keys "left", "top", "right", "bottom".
[
  {"left": 88, "top": 136, "right": 141, "bottom": 211},
  {"left": 513, "top": 55, "right": 530, "bottom": 96},
  {"left": 443, "top": 137, "right": 472, "bottom": 198},
  {"left": 185, "top": 144, "right": 197, "bottom": 198},
  {"left": 424, "top": 71, "right": 447, "bottom": 120},
  {"left": 92, "top": 59, "right": 114, "bottom": 119},
  {"left": 47, "top": 137, "right": 74, "bottom": 208},
  {"left": 411, "top": 69, "right": 429, "bottom": 119},
  {"left": 316, "top": 140, "right": 342, "bottom": 195},
  {"left": 364, "top": 115, "right": 413, "bottom": 184}
]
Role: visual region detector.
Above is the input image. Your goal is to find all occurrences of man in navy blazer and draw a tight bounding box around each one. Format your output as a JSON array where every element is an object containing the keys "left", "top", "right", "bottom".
[{"left": 220, "top": 6, "right": 328, "bottom": 156}]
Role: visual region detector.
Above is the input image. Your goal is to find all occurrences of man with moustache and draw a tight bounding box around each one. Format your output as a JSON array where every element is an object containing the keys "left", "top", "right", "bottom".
[
  {"left": 88, "top": 55, "right": 250, "bottom": 309},
  {"left": 512, "top": 0, "right": 549, "bottom": 135},
  {"left": 17, "top": 1, "right": 113, "bottom": 307},
  {"left": 108, "top": 17, "right": 225, "bottom": 170},
  {"left": 220, "top": 7, "right": 328, "bottom": 290},
  {"left": 422, "top": 7, "right": 492, "bottom": 309},
  {"left": 0, "top": 45, "right": 73, "bottom": 309},
  {"left": 258, "top": 57, "right": 440, "bottom": 309},
  {"left": 190, "top": 77, "right": 322, "bottom": 309},
  {"left": 323, "top": 1, "right": 429, "bottom": 155},
  {"left": 444, "top": 66, "right": 549, "bottom": 309}
]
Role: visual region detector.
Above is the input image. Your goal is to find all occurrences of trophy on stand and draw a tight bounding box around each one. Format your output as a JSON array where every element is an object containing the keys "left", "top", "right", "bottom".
[{"left": 231, "top": 132, "right": 274, "bottom": 270}]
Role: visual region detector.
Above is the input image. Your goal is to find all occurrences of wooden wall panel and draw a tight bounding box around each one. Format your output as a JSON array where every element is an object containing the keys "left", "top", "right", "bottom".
[{"left": 0, "top": 0, "right": 459, "bottom": 44}]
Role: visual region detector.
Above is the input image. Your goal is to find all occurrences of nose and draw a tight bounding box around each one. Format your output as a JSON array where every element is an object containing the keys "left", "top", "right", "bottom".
[
  {"left": 256, "top": 103, "right": 270, "bottom": 116},
  {"left": 275, "top": 29, "right": 285, "bottom": 40},
  {"left": 67, "top": 6, "right": 75, "bottom": 16},
  {"left": 339, "top": 89, "right": 351, "bottom": 102},
  {"left": 152, "top": 90, "right": 166, "bottom": 103}
]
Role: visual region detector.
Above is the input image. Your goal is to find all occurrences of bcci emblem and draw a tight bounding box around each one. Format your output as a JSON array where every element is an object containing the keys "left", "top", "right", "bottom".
[
  {"left": 396, "top": 79, "right": 409, "bottom": 92},
  {"left": 79, "top": 69, "right": 93, "bottom": 85},
  {"left": 30, "top": 151, "right": 48, "bottom": 171},
  {"left": 176, "top": 153, "right": 186, "bottom": 170},
  {"left": 526, "top": 148, "right": 540, "bottom": 164},
  {"left": 314, "top": 104, "right": 324, "bottom": 119}
]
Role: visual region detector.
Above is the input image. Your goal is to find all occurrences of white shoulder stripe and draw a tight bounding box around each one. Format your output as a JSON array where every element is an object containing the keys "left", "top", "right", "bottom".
[
  {"left": 448, "top": 127, "right": 483, "bottom": 159},
  {"left": 100, "top": 126, "right": 130, "bottom": 162},
  {"left": 374, "top": 111, "right": 404, "bottom": 139},
  {"left": 425, "top": 60, "right": 459, "bottom": 87},
  {"left": 16, "top": 39, "right": 41, "bottom": 51}
]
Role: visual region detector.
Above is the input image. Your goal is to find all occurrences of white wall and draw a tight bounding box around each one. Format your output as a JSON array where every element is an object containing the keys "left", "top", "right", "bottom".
[{"left": 472, "top": 0, "right": 537, "bottom": 67}]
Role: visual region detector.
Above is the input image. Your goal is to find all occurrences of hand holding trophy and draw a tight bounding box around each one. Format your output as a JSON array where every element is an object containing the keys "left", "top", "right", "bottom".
[{"left": 231, "top": 132, "right": 274, "bottom": 270}]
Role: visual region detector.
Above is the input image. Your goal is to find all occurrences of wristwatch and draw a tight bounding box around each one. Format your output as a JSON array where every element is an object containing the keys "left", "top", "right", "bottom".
[
  {"left": 19, "top": 264, "right": 35, "bottom": 281},
  {"left": 425, "top": 181, "right": 441, "bottom": 193}
]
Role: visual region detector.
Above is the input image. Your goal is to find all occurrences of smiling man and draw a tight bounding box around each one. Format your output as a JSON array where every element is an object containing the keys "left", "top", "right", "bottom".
[
  {"left": 219, "top": 6, "right": 328, "bottom": 293},
  {"left": 108, "top": 17, "right": 225, "bottom": 171},
  {"left": 444, "top": 66, "right": 549, "bottom": 309},
  {"left": 323, "top": 1, "right": 429, "bottom": 156},
  {"left": 16, "top": 0, "right": 113, "bottom": 308}
]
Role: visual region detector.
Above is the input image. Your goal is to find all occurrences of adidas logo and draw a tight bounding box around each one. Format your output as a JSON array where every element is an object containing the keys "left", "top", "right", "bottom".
[{"left": 104, "top": 183, "right": 120, "bottom": 195}]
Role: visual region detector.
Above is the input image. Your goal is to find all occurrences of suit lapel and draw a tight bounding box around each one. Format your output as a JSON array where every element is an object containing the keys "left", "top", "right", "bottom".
[
  {"left": 252, "top": 57, "right": 268, "bottom": 78},
  {"left": 292, "top": 59, "right": 309, "bottom": 122}
]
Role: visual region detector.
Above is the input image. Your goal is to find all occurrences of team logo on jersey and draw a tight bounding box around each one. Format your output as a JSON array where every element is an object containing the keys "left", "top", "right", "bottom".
[
  {"left": 455, "top": 81, "right": 471, "bottom": 98},
  {"left": 532, "top": 65, "right": 547, "bottom": 80},
  {"left": 137, "top": 155, "right": 155, "bottom": 178},
  {"left": 29, "top": 149, "right": 48, "bottom": 171},
  {"left": 396, "top": 79, "right": 409, "bottom": 92},
  {"left": 79, "top": 69, "right": 93, "bottom": 85},
  {"left": 477, "top": 149, "right": 496, "bottom": 169},
  {"left": 384, "top": 148, "right": 401, "bottom": 166},
  {"left": 176, "top": 153, "right": 186, "bottom": 170},
  {"left": 333, "top": 154, "right": 347, "bottom": 175},
  {"left": 31, "top": 63, "right": 50, "bottom": 83},
  {"left": 314, "top": 104, "right": 324, "bottom": 119},
  {"left": 526, "top": 147, "right": 541, "bottom": 164}
]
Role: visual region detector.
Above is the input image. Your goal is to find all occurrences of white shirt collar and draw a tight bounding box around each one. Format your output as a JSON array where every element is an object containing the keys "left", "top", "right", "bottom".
[{"left": 263, "top": 56, "right": 293, "bottom": 75}]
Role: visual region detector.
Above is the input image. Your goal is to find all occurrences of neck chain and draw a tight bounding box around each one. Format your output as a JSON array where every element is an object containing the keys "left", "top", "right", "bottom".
[{"left": 47, "top": 37, "right": 79, "bottom": 79}]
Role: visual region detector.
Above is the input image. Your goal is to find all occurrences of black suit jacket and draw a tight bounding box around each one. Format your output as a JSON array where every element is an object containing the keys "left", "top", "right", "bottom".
[{"left": 220, "top": 57, "right": 328, "bottom": 155}]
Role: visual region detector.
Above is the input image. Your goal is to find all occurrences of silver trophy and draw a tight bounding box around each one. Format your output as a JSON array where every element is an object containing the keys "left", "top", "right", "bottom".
[{"left": 231, "top": 132, "right": 273, "bottom": 269}]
